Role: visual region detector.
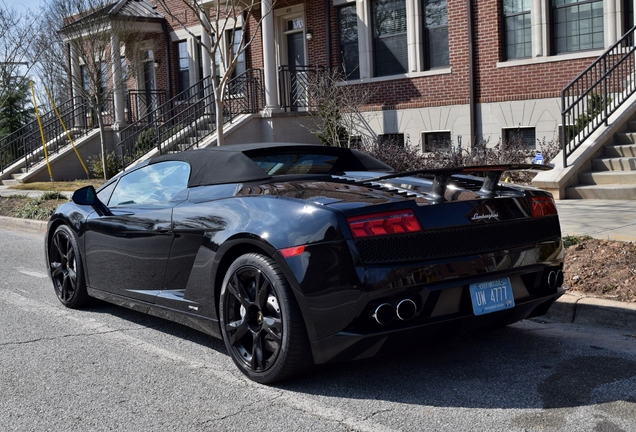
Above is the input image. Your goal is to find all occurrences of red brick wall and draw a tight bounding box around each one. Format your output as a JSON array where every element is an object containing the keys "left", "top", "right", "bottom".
[
  {"left": 150, "top": 0, "right": 601, "bottom": 110},
  {"left": 473, "top": 0, "right": 596, "bottom": 102}
]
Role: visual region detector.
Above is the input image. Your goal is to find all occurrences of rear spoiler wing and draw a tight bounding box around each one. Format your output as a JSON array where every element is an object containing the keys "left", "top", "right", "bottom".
[{"left": 353, "top": 164, "right": 553, "bottom": 202}]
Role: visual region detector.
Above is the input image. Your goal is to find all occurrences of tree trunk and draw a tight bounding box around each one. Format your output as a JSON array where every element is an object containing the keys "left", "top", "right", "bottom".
[{"left": 95, "top": 105, "right": 107, "bottom": 180}]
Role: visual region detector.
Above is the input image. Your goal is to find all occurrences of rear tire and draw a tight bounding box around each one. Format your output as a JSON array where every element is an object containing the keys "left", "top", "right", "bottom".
[
  {"left": 48, "top": 225, "right": 90, "bottom": 309},
  {"left": 219, "top": 253, "right": 311, "bottom": 384}
]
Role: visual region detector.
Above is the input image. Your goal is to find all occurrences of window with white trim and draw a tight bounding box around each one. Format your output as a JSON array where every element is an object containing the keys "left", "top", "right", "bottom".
[
  {"left": 423, "top": 0, "right": 449, "bottom": 69},
  {"left": 338, "top": 4, "right": 360, "bottom": 79},
  {"left": 502, "top": 0, "right": 532, "bottom": 60},
  {"left": 372, "top": 0, "right": 408, "bottom": 77},
  {"left": 422, "top": 131, "right": 451, "bottom": 151},
  {"left": 503, "top": 127, "right": 536, "bottom": 148},
  {"left": 176, "top": 41, "right": 189, "bottom": 94},
  {"left": 551, "top": 0, "right": 604, "bottom": 54}
]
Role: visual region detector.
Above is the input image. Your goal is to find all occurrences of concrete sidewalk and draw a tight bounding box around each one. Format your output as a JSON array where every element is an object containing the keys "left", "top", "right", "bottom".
[{"left": 555, "top": 199, "right": 636, "bottom": 243}]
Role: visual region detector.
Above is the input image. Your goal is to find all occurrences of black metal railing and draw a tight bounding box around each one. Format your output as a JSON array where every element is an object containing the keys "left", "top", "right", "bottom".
[
  {"left": 0, "top": 97, "right": 105, "bottom": 174},
  {"left": 278, "top": 65, "right": 322, "bottom": 111},
  {"left": 562, "top": 26, "right": 636, "bottom": 167},
  {"left": 119, "top": 68, "right": 264, "bottom": 170},
  {"left": 127, "top": 90, "right": 167, "bottom": 124}
]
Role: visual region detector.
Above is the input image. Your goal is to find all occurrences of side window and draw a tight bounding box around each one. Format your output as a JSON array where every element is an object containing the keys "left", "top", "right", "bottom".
[
  {"left": 97, "top": 180, "right": 117, "bottom": 204},
  {"left": 108, "top": 161, "right": 190, "bottom": 206}
]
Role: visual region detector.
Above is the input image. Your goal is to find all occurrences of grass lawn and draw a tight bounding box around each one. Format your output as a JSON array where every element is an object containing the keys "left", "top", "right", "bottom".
[{"left": 10, "top": 179, "right": 105, "bottom": 192}]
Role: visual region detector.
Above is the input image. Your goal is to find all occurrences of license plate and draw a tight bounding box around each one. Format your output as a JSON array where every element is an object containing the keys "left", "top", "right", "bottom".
[{"left": 469, "top": 277, "right": 514, "bottom": 316}]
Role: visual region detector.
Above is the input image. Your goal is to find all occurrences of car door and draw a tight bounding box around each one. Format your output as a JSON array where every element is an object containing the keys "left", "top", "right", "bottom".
[{"left": 84, "top": 161, "right": 190, "bottom": 303}]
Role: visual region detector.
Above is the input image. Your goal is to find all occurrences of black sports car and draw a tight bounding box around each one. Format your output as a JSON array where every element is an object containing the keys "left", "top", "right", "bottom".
[{"left": 45, "top": 143, "right": 565, "bottom": 383}]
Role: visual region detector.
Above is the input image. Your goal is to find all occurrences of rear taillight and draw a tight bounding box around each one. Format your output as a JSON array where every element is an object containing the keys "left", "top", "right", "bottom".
[
  {"left": 347, "top": 210, "right": 422, "bottom": 238},
  {"left": 531, "top": 196, "right": 557, "bottom": 217}
]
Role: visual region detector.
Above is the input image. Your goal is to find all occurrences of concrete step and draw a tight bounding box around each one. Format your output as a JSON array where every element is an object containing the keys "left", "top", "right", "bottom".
[
  {"left": 615, "top": 132, "right": 636, "bottom": 144},
  {"left": 604, "top": 144, "right": 636, "bottom": 158},
  {"left": 579, "top": 171, "right": 636, "bottom": 185},
  {"left": 1, "top": 179, "right": 19, "bottom": 187},
  {"left": 592, "top": 157, "right": 636, "bottom": 171},
  {"left": 565, "top": 184, "right": 636, "bottom": 199}
]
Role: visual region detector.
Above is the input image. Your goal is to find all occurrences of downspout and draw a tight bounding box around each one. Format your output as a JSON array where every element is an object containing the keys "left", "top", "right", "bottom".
[
  {"left": 162, "top": 20, "right": 173, "bottom": 100},
  {"left": 467, "top": 0, "right": 476, "bottom": 147},
  {"left": 325, "top": 0, "right": 332, "bottom": 67}
]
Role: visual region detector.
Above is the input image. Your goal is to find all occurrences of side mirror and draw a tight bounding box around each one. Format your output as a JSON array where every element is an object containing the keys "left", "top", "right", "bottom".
[
  {"left": 72, "top": 185, "right": 112, "bottom": 216},
  {"left": 72, "top": 185, "right": 97, "bottom": 206}
]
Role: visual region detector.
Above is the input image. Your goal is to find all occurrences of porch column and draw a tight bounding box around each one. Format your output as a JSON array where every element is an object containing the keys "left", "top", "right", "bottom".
[
  {"left": 604, "top": 0, "right": 617, "bottom": 48},
  {"left": 262, "top": 0, "right": 279, "bottom": 113},
  {"left": 69, "top": 43, "right": 83, "bottom": 127},
  {"left": 406, "top": 0, "right": 420, "bottom": 72},
  {"left": 110, "top": 32, "right": 126, "bottom": 128},
  {"left": 357, "top": 0, "right": 372, "bottom": 79},
  {"left": 201, "top": 8, "right": 212, "bottom": 80}
]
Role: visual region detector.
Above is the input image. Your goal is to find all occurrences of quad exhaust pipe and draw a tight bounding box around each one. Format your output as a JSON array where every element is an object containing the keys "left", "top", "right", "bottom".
[{"left": 372, "top": 299, "right": 417, "bottom": 325}]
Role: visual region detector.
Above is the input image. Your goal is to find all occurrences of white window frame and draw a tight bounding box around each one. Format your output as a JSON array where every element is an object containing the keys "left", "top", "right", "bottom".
[
  {"left": 336, "top": 0, "right": 451, "bottom": 82},
  {"left": 498, "top": 0, "right": 625, "bottom": 68}
]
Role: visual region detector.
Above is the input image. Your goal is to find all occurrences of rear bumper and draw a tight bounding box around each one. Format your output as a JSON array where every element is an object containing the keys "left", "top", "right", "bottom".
[{"left": 309, "top": 288, "right": 565, "bottom": 364}]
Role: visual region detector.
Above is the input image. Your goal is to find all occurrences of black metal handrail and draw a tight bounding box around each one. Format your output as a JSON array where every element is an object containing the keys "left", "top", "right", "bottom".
[
  {"left": 0, "top": 97, "right": 106, "bottom": 174},
  {"left": 127, "top": 90, "right": 167, "bottom": 124},
  {"left": 562, "top": 26, "right": 636, "bottom": 167},
  {"left": 278, "top": 65, "right": 323, "bottom": 111},
  {"left": 119, "top": 68, "right": 264, "bottom": 170}
]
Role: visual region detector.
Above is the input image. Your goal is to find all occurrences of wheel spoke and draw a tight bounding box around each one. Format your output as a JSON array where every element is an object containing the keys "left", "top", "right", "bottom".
[
  {"left": 50, "top": 262, "right": 63, "bottom": 278},
  {"left": 67, "top": 267, "right": 77, "bottom": 290},
  {"left": 61, "top": 275, "right": 70, "bottom": 301},
  {"left": 255, "top": 276, "right": 270, "bottom": 309},
  {"left": 262, "top": 317, "right": 282, "bottom": 344},
  {"left": 228, "top": 273, "right": 252, "bottom": 308},
  {"left": 251, "top": 331, "right": 265, "bottom": 371},
  {"left": 225, "top": 318, "right": 250, "bottom": 346},
  {"left": 53, "top": 234, "right": 64, "bottom": 259}
]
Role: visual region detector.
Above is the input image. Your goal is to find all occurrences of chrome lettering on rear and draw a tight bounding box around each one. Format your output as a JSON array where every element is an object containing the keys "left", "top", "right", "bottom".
[{"left": 471, "top": 212, "right": 499, "bottom": 221}]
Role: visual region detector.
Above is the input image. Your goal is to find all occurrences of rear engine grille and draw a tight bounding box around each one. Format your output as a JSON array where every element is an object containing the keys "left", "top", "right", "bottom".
[{"left": 354, "top": 216, "right": 560, "bottom": 264}]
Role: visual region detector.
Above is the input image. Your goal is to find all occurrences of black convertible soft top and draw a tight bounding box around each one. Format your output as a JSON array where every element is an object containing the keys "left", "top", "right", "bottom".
[{"left": 148, "top": 143, "right": 393, "bottom": 187}]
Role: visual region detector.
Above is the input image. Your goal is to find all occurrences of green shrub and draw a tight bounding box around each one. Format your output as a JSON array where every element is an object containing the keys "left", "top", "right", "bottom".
[
  {"left": 14, "top": 193, "right": 67, "bottom": 220},
  {"left": 88, "top": 150, "right": 122, "bottom": 179}
]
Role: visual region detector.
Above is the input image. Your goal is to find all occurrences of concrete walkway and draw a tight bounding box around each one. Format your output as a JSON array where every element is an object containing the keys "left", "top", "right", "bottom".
[{"left": 556, "top": 199, "right": 636, "bottom": 242}]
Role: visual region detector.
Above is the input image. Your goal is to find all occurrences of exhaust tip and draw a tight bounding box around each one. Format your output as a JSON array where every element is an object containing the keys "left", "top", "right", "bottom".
[
  {"left": 556, "top": 270, "right": 564, "bottom": 287},
  {"left": 547, "top": 271, "right": 557, "bottom": 289},
  {"left": 396, "top": 299, "right": 417, "bottom": 321},
  {"left": 372, "top": 303, "right": 395, "bottom": 325}
]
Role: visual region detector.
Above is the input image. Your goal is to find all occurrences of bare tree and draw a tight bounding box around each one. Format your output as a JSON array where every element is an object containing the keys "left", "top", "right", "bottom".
[
  {"left": 306, "top": 68, "right": 376, "bottom": 147},
  {"left": 156, "top": 0, "right": 275, "bottom": 146},
  {"left": 32, "top": 13, "right": 69, "bottom": 112},
  {"left": 49, "top": 0, "right": 149, "bottom": 179},
  {"left": 0, "top": 1, "right": 44, "bottom": 110}
]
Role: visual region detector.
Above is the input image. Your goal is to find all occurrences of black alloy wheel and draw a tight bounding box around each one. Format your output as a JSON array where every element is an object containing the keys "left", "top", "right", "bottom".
[
  {"left": 219, "top": 253, "right": 310, "bottom": 384},
  {"left": 48, "top": 225, "right": 89, "bottom": 308}
]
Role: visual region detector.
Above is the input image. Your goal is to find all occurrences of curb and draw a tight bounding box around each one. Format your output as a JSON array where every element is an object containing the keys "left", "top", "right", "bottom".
[
  {"left": 545, "top": 292, "right": 636, "bottom": 333},
  {"left": 0, "top": 216, "right": 48, "bottom": 234}
]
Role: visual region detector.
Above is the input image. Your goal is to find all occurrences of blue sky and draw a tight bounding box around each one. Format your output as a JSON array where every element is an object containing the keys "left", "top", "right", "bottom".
[{"left": 15, "top": 0, "right": 44, "bottom": 12}]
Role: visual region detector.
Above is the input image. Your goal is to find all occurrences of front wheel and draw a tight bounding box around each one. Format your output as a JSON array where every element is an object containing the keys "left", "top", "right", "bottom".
[
  {"left": 48, "top": 225, "right": 90, "bottom": 309},
  {"left": 219, "top": 253, "right": 311, "bottom": 383}
]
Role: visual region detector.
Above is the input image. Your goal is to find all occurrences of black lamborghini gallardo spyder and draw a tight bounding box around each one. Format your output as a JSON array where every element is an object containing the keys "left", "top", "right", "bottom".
[{"left": 45, "top": 143, "right": 565, "bottom": 383}]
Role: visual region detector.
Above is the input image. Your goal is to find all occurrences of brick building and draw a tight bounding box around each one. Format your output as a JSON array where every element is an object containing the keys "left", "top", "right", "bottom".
[{"left": 146, "top": 0, "right": 632, "bottom": 150}]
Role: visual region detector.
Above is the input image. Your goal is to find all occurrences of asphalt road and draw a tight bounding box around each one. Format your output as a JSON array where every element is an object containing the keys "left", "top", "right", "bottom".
[{"left": 2, "top": 228, "right": 636, "bottom": 432}]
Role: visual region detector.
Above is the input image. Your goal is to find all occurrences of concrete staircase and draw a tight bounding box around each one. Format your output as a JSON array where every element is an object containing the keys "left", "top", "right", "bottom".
[{"left": 565, "top": 119, "right": 636, "bottom": 199}]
